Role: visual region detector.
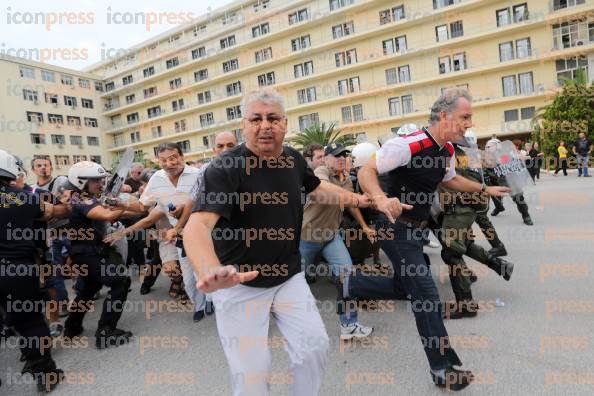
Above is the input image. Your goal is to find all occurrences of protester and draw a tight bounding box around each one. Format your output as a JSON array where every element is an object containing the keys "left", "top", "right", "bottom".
[
  {"left": 573, "top": 132, "right": 592, "bottom": 177},
  {"left": 554, "top": 140, "right": 568, "bottom": 176}
]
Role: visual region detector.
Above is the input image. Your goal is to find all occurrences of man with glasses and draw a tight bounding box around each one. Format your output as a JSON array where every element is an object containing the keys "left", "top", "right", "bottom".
[{"left": 184, "top": 89, "right": 371, "bottom": 395}]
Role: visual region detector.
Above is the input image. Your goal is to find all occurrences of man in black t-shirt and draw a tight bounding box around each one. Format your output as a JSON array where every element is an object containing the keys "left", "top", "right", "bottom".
[
  {"left": 184, "top": 89, "right": 370, "bottom": 395},
  {"left": 572, "top": 132, "right": 593, "bottom": 177}
]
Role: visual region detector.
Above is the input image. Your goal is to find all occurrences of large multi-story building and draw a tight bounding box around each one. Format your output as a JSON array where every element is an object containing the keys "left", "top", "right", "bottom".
[
  {"left": 0, "top": 54, "right": 106, "bottom": 175},
  {"left": 5, "top": 0, "right": 594, "bottom": 168}
]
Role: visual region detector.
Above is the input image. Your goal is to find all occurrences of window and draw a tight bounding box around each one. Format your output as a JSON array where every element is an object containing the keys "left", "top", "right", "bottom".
[
  {"left": 84, "top": 118, "right": 98, "bottom": 127},
  {"left": 70, "top": 135, "right": 83, "bottom": 145},
  {"left": 45, "top": 93, "right": 58, "bottom": 104},
  {"left": 395, "top": 35, "right": 407, "bottom": 52},
  {"left": 79, "top": 79, "right": 90, "bottom": 89},
  {"left": 73, "top": 155, "right": 87, "bottom": 163},
  {"left": 22, "top": 89, "right": 38, "bottom": 102},
  {"left": 252, "top": 23, "right": 270, "bottom": 38},
  {"left": 553, "top": 0, "right": 586, "bottom": 11},
  {"left": 192, "top": 47, "right": 206, "bottom": 60},
  {"left": 51, "top": 134, "right": 66, "bottom": 144},
  {"left": 193, "top": 24, "right": 207, "bottom": 36},
  {"left": 170, "top": 77, "right": 183, "bottom": 89},
  {"left": 168, "top": 34, "right": 181, "bottom": 45},
  {"left": 151, "top": 126, "right": 162, "bottom": 138},
  {"left": 222, "top": 58, "right": 239, "bottom": 73},
  {"left": 144, "top": 86, "right": 158, "bottom": 98},
  {"left": 19, "top": 66, "right": 35, "bottom": 79},
  {"left": 294, "top": 61, "right": 314, "bottom": 78},
  {"left": 496, "top": 8, "right": 511, "bottom": 27},
  {"left": 226, "top": 105, "right": 242, "bottom": 120},
  {"left": 552, "top": 21, "right": 592, "bottom": 49},
  {"left": 332, "top": 21, "right": 354, "bottom": 39},
  {"left": 255, "top": 47, "right": 273, "bottom": 63},
  {"left": 105, "top": 82, "right": 115, "bottom": 92},
  {"left": 257, "top": 72, "right": 276, "bottom": 87},
  {"left": 253, "top": 0, "right": 270, "bottom": 12},
  {"left": 87, "top": 136, "right": 99, "bottom": 146},
  {"left": 175, "top": 119, "right": 187, "bottom": 132},
  {"left": 289, "top": 8, "right": 309, "bottom": 25},
  {"left": 499, "top": 42, "right": 514, "bottom": 61},
  {"left": 504, "top": 109, "right": 519, "bottom": 122},
  {"left": 147, "top": 106, "right": 162, "bottom": 119},
  {"left": 298, "top": 113, "right": 319, "bottom": 131},
  {"left": 166, "top": 57, "right": 180, "bottom": 69},
  {"left": 200, "top": 113, "right": 215, "bottom": 128},
  {"left": 518, "top": 72, "right": 534, "bottom": 94},
  {"left": 452, "top": 52, "right": 466, "bottom": 71},
  {"left": 556, "top": 56, "right": 589, "bottom": 84},
  {"left": 232, "top": 128, "right": 244, "bottom": 143},
  {"left": 398, "top": 65, "right": 411, "bottom": 82},
  {"left": 172, "top": 99, "right": 185, "bottom": 112},
  {"left": 61, "top": 75, "right": 73, "bottom": 85},
  {"left": 397, "top": 95, "right": 412, "bottom": 115},
  {"left": 198, "top": 90, "right": 212, "bottom": 104},
  {"left": 122, "top": 75, "right": 133, "bottom": 85},
  {"left": 502, "top": 75, "right": 517, "bottom": 96},
  {"left": 341, "top": 106, "right": 352, "bottom": 123},
  {"left": 143, "top": 66, "right": 155, "bottom": 78},
  {"left": 130, "top": 131, "right": 140, "bottom": 143},
  {"left": 127, "top": 113, "right": 139, "bottom": 124},
  {"left": 90, "top": 155, "right": 101, "bottom": 163},
  {"left": 94, "top": 81, "right": 103, "bottom": 92},
  {"left": 202, "top": 135, "right": 211, "bottom": 148},
  {"left": 226, "top": 81, "right": 242, "bottom": 97},
  {"left": 337, "top": 77, "right": 360, "bottom": 95},
  {"left": 386, "top": 68, "right": 398, "bottom": 84},
  {"left": 513, "top": 3, "right": 528, "bottom": 23},
  {"left": 383, "top": 39, "right": 395, "bottom": 55},
  {"left": 55, "top": 156, "right": 70, "bottom": 166},
  {"left": 291, "top": 35, "right": 311, "bottom": 51},
  {"left": 521, "top": 106, "right": 535, "bottom": 119},
  {"left": 450, "top": 21, "right": 464, "bottom": 38},
  {"left": 125, "top": 94, "right": 135, "bottom": 104},
  {"left": 177, "top": 140, "right": 191, "bottom": 154},
  {"left": 64, "top": 96, "right": 77, "bottom": 107},
  {"left": 353, "top": 104, "right": 364, "bottom": 122},
  {"left": 41, "top": 70, "right": 54, "bottom": 82},
  {"left": 297, "top": 87, "right": 317, "bottom": 104},
  {"left": 221, "top": 11, "right": 237, "bottom": 25},
  {"left": 48, "top": 114, "right": 63, "bottom": 124},
  {"left": 436, "top": 25, "right": 448, "bottom": 42},
  {"left": 194, "top": 69, "right": 208, "bottom": 82},
  {"left": 330, "top": 0, "right": 354, "bottom": 11},
  {"left": 380, "top": 5, "right": 405, "bottom": 24},
  {"left": 81, "top": 98, "right": 93, "bottom": 109},
  {"left": 388, "top": 97, "right": 401, "bottom": 116},
  {"left": 67, "top": 116, "right": 82, "bottom": 127},
  {"left": 30, "top": 133, "right": 46, "bottom": 144},
  {"left": 516, "top": 38, "right": 531, "bottom": 59},
  {"left": 433, "top": 0, "right": 461, "bottom": 9},
  {"left": 439, "top": 56, "right": 451, "bottom": 74},
  {"left": 335, "top": 49, "right": 357, "bottom": 67},
  {"left": 220, "top": 35, "right": 236, "bottom": 49},
  {"left": 27, "top": 112, "right": 43, "bottom": 123}
]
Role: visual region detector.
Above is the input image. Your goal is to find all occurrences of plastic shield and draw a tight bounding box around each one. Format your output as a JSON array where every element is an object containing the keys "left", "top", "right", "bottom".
[
  {"left": 493, "top": 140, "right": 532, "bottom": 195},
  {"left": 457, "top": 145, "right": 484, "bottom": 184}
]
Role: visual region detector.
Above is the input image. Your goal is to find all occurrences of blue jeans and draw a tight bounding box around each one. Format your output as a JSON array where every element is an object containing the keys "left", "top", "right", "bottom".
[
  {"left": 48, "top": 237, "right": 70, "bottom": 303},
  {"left": 577, "top": 154, "right": 590, "bottom": 176},
  {"left": 349, "top": 219, "right": 462, "bottom": 370},
  {"left": 300, "top": 234, "right": 358, "bottom": 325}
]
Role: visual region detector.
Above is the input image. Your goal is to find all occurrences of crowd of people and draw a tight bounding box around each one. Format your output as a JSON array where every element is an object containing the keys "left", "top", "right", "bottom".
[{"left": 0, "top": 86, "right": 584, "bottom": 394}]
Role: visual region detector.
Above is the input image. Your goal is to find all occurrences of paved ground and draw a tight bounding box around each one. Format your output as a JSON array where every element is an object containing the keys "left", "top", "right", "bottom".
[{"left": 1, "top": 171, "right": 594, "bottom": 395}]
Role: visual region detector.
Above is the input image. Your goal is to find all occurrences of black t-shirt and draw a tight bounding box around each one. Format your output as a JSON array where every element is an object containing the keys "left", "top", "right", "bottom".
[
  {"left": 0, "top": 184, "right": 44, "bottom": 261},
  {"left": 574, "top": 138, "right": 593, "bottom": 155},
  {"left": 67, "top": 194, "right": 105, "bottom": 255},
  {"left": 124, "top": 177, "right": 142, "bottom": 194},
  {"left": 193, "top": 144, "right": 321, "bottom": 288}
]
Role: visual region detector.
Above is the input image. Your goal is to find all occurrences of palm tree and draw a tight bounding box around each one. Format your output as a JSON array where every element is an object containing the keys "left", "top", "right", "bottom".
[{"left": 288, "top": 122, "right": 356, "bottom": 150}]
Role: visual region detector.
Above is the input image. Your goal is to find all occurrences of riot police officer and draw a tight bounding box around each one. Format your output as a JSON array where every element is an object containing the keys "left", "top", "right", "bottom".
[
  {"left": 0, "top": 149, "right": 66, "bottom": 393},
  {"left": 62, "top": 161, "right": 132, "bottom": 349}
]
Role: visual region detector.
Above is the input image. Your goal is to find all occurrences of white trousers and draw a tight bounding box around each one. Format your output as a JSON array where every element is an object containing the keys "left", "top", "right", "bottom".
[
  {"left": 212, "top": 272, "right": 329, "bottom": 396},
  {"left": 177, "top": 248, "right": 210, "bottom": 312}
]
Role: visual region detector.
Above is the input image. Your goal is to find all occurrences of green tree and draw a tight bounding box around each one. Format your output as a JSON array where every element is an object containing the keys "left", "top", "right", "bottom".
[
  {"left": 288, "top": 122, "right": 356, "bottom": 150},
  {"left": 531, "top": 69, "right": 594, "bottom": 169}
]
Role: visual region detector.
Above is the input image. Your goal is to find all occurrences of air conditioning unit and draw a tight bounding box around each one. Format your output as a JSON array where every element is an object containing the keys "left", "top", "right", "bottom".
[{"left": 576, "top": 40, "right": 585, "bottom": 46}]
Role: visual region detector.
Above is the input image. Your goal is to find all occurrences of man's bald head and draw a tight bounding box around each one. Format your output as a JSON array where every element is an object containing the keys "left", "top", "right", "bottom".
[{"left": 213, "top": 131, "right": 238, "bottom": 155}]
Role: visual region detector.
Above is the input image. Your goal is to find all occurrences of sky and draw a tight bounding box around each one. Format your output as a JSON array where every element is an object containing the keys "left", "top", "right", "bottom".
[{"left": 0, "top": 0, "right": 236, "bottom": 70}]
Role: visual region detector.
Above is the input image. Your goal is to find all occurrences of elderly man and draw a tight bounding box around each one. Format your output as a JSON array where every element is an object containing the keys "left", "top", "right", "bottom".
[
  {"left": 184, "top": 89, "right": 371, "bottom": 396},
  {"left": 354, "top": 88, "right": 510, "bottom": 391}
]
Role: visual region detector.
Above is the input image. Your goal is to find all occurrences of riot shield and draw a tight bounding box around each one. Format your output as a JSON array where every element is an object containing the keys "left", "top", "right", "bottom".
[{"left": 493, "top": 140, "right": 532, "bottom": 195}]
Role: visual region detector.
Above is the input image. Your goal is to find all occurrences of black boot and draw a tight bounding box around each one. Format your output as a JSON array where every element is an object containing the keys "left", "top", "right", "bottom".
[
  {"left": 487, "top": 255, "right": 514, "bottom": 281},
  {"left": 62, "top": 324, "right": 84, "bottom": 339},
  {"left": 21, "top": 355, "right": 64, "bottom": 393},
  {"left": 443, "top": 300, "right": 479, "bottom": 320},
  {"left": 491, "top": 207, "right": 504, "bottom": 216},
  {"left": 95, "top": 326, "right": 132, "bottom": 349},
  {"left": 488, "top": 244, "right": 508, "bottom": 257},
  {"left": 205, "top": 300, "right": 215, "bottom": 316},
  {"left": 523, "top": 216, "right": 533, "bottom": 226},
  {"left": 431, "top": 367, "right": 474, "bottom": 391}
]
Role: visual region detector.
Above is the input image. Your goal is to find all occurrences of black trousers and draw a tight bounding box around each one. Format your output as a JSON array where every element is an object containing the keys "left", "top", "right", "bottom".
[
  {"left": 554, "top": 158, "right": 568, "bottom": 175},
  {"left": 65, "top": 252, "right": 129, "bottom": 330},
  {"left": 126, "top": 231, "right": 146, "bottom": 267},
  {"left": 0, "top": 261, "right": 52, "bottom": 361}
]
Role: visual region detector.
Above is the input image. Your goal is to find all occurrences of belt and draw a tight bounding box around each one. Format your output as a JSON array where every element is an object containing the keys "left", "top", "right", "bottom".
[{"left": 396, "top": 215, "right": 428, "bottom": 229}]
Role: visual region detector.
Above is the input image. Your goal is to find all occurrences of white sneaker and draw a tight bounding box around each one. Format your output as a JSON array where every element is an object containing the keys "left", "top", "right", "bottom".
[{"left": 340, "top": 322, "right": 374, "bottom": 340}]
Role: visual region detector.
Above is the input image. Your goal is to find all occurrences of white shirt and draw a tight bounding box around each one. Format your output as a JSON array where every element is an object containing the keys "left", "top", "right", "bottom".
[{"left": 140, "top": 165, "right": 201, "bottom": 226}]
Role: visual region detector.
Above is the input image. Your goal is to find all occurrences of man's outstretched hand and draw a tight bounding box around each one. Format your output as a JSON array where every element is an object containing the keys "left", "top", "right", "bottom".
[{"left": 197, "top": 265, "right": 259, "bottom": 293}]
